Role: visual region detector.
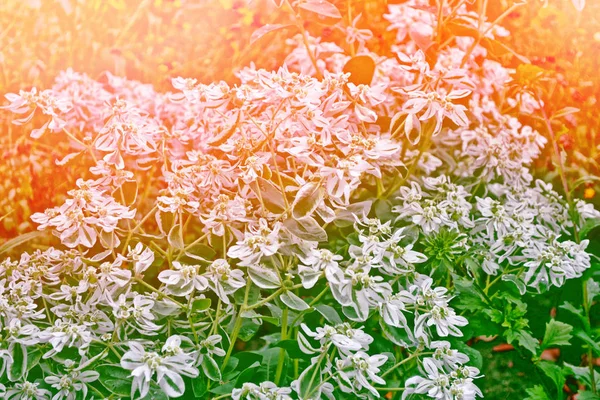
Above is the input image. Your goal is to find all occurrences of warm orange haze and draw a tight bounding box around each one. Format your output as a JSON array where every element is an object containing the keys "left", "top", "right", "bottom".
[{"left": 0, "top": 1, "right": 598, "bottom": 399}]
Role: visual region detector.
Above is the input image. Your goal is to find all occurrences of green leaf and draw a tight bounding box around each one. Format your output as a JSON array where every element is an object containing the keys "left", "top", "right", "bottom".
[
  {"left": 560, "top": 302, "right": 590, "bottom": 331},
  {"left": 502, "top": 274, "right": 527, "bottom": 295},
  {"left": 142, "top": 384, "right": 169, "bottom": 400},
  {"left": 0, "top": 231, "right": 43, "bottom": 256},
  {"left": 297, "top": 0, "right": 342, "bottom": 25},
  {"left": 185, "top": 243, "right": 216, "bottom": 262},
  {"left": 167, "top": 223, "right": 184, "bottom": 250},
  {"left": 552, "top": 106, "right": 580, "bottom": 120},
  {"left": 280, "top": 291, "right": 309, "bottom": 311},
  {"left": 314, "top": 304, "right": 342, "bottom": 325},
  {"left": 565, "top": 362, "right": 600, "bottom": 391},
  {"left": 120, "top": 179, "right": 138, "bottom": 206},
  {"left": 8, "top": 343, "right": 27, "bottom": 382},
  {"left": 582, "top": 218, "right": 600, "bottom": 238},
  {"left": 343, "top": 55, "right": 376, "bottom": 86},
  {"left": 292, "top": 181, "right": 324, "bottom": 220},
  {"left": 586, "top": 279, "right": 600, "bottom": 305},
  {"left": 380, "top": 320, "right": 411, "bottom": 347},
  {"left": 255, "top": 348, "right": 285, "bottom": 382},
  {"left": 26, "top": 347, "right": 41, "bottom": 373},
  {"left": 191, "top": 298, "right": 211, "bottom": 313},
  {"left": 525, "top": 385, "right": 551, "bottom": 400},
  {"left": 249, "top": 178, "right": 286, "bottom": 214},
  {"left": 249, "top": 23, "right": 296, "bottom": 46},
  {"left": 574, "top": 330, "right": 600, "bottom": 355},
  {"left": 272, "top": 339, "right": 308, "bottom": 360},
  {"left": 238, "top": 319, "right": 261, "bottom": 341},
  {"left": 96, "top": 364, "right": 132, "bottom": 396},
  {"left": 235, "top": 361, "right": 262, "bottom": 387},
  {"left": 576, "top": 391, "right": 600, "bottom": 400},
  {"left": 297, "top": 355, "right": 323, "bottom": 399},
  {"left": 451, "top": 273, "right": 487, "bottom": 311},
  {"left": 512, "top": 330, "right": 539, "bottom": 355},
  {"left": 450, "top": 340, "right": 483, "bottom": 370},
  {"left": 283, "top": 216, "right": 327, "bottom": 242},
  {"left": 541, "top": 320, "right": 573, "bottom": 350},
  {"left": 209, "top": 382, "right": 235, "bottom": 395},
  {"left": 248, "top": 266, "right": 281, "bottom": 289},
  {"left": 191, "top": 374, "right": 207, "bottom": 398},
  {"left": 202, "top": 355, "right": 222, "bottom": 382},
  {"left": 537, "top": 361, "right": 566, "bottom": 398}
]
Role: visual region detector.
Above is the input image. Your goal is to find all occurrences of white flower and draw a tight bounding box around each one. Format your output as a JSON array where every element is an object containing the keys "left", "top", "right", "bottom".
[
  {"left": 232, "top": 381, "right": 292, "bottom": 400},
  {"left": 336, "top": 351, "right": 388, "bottom": 398},
  {"left": 299, "top": 323, "right": 372, "bottom": 355},
  {"left": 204, "top": 259, "right": 245, "bottom": 304},
  {"left": 158, "top": 261, "right": 209, "bottom": 296},
  {"left": 44, "top": 370, "right": 99, "bottom": 400},
  {"left": 127, "top": 243, "right": 155, "bottom": 277},
  {"left": 404, "top": 358, "right": 483, "bottom": 400},
  {"left": 121, "top": 339, "right": 199, "bottom": 399},
  {"left": 5, "top": 381, "right": 51, "bottom": 400},
  {"left": 429, "top": 341, "right": 469, "bottom": 370},
  {"left": 415, "top": 304, "right": 468, "bottom": 338},
  {"left": 298, "top": 248, "right": 343, "bottom": 289},
  {"left": 331, "top": 266, "right": 392, "bottom": 321},
  {"left": 523, "top": 237, "right": 591, "bottom": 288},
  {"left": 227, "top": 219, "right": 282, "bottom": 266}
]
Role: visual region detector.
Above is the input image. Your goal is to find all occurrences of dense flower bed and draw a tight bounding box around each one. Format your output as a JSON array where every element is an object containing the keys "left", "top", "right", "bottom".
[{"left": 0, "top": 1, "right": 599, "bottom": 399}]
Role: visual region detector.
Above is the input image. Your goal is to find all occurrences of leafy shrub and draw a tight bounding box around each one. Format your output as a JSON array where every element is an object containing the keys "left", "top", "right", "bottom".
[{"left": 0, "top": 1, "right": 598, "bottom": 399}]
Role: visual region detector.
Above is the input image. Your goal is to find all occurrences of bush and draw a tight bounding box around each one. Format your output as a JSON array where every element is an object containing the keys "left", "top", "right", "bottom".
[{"left": 0, "top": 1, "right": 598, "bottom": 399}]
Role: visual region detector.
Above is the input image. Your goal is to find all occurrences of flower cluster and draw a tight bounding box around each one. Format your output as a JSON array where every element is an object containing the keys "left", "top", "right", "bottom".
[{"left": 0, "top": 0, "right": 597, "bottom": 399}]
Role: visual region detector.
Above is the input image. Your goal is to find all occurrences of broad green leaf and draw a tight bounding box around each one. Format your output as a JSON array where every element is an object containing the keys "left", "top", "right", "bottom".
[
  {"left": 283, "top": 216, "right": 327, "bottom": 242},
  {"left": 577, "top": 391, "right": 600, "bottom": 400},
  {"left": 343, "top": 55, "right": 376, "bottom": 86},
  {"left": 185, "top": 243, "right": 216, "bottom": 262},
  {"left": 248, "top": 266, "right": 281, "bottom": 289},
  {"left": 191, "top": 298, "right": 211, "bottom": 313},
  {"left": 238, "top": 318, "right": 261, "bottom": 341},
  {"left": 96, "top": 364, "right": 132, "bottom": 396},
  {"left": 272, "top": 339, "right": 308, "bottom": 360},
  {"left": 209, "top": 382, "right": 235, "bottom": 395},
  {"left": 235, "top": 361, "right": 262, "bottom": 387},
  {"left": 280, "top": 291, "right": 309, "bottom": 311},
  {"left": 8, "top": 343, "right": 27, "bottom": 382},
  {"left": 298, "top": 0, "right": 342, "bottom": 25},
  {"left": 524, "top": 385, "right": 551, "bottom": 400},
  {"left": 202, "top": 355, "right": 221, "bottom": 382},
  {"left": 249, "top": 178, "right": 286, "bottom": 214},
  {"left": 314, "top": 304, "right": 342, "bottom": 325},
  {"left": 552, "top": 106, "right": 580, "bottom": 120},
  {"left": 541, "top": 320, "right": 573, "bottom": 350},
  {"left": 586, "top": 279, "right": 600, "bottom": 304},
  {"left": 0, "top": 231, "right": 43, "bottom": 256},
  {"left": 297, "top": 355, "right": 323, "bottom": 398},
  {"left": 565, "top": 362, "right": 600, "bottom": 391},
  {"left": 292, "top": 181, "right": 324, "bottom": 220},
  {"left": 537, "top": 361, "right": 566, "bottom": 398},
  {"left": 574, "top": 330, "right": 600, "bottom": 355},
  {"left": 167, "top": 223, "right": 184, "bottom": 250},
  {"left": 514, "top": 330, "right": 539, "bottom": 355},
  {"left": 191, "top": 374, "right": 207, "bottom": 398},
  {"left": 250, "top": 24, "right": 296, "bottom": 46}
]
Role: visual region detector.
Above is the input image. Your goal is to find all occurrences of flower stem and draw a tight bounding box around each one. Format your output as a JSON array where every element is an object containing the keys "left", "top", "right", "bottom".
[{"left": 274, "top": 307, "right": 289, "bottom": 385}]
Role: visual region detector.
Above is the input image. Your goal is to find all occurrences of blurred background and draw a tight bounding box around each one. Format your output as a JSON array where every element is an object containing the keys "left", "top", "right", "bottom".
[
  {"left": 0, "top": 0, "right": 598, "bottom": 240},
  {"left": 0, "top": 1, "right": 599, "bottom": 398}
]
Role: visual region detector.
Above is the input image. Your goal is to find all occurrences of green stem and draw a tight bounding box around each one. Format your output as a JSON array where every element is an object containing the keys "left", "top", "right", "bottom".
[
  {"left": 583, "top": 280, "right": 597, "bottom": 394},
  {"left": 222, "top": 277, "right": 252, "bottom": 370},
  {"left": 134, "top": 278, "right": 186, "bottom": 309},
  {"left": 274, "top": 308, "right": 289, "bottom": 385}
]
